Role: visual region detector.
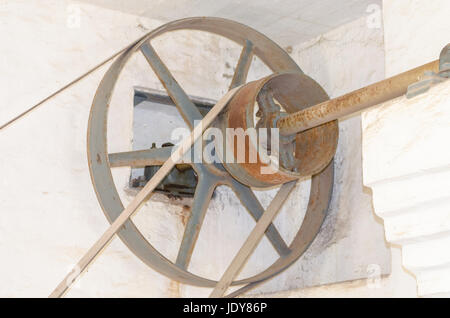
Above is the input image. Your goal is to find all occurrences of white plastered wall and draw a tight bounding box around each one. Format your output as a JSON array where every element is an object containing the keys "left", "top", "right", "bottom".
[
  {"left": 358, "top": 0, "right": 450, "bottom": 297},
  {"left": 0, "top": 0, "right": 420, "bottom": 297}
]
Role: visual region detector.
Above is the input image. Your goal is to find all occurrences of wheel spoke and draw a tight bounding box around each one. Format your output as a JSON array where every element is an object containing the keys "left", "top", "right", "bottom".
[
  {"left": 140, "top": 41, "right": 203, "bottom": 129},
  {"left": 230, "top": 180, "right": 290, "bottom": 256},
  {"left": 176, "top": 173, "right": 217, "bottom": 269},
  {"left": 210, "top": 181, "right": 296, "bottom": 298},
  {"left": 229, "top": 40, "right": 254, "bottom": 89},
  {"left": 108, "top": 147, "right": 173, "bottom": 167}
]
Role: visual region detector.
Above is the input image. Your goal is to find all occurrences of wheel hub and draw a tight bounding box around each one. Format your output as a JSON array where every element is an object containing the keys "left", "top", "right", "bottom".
[{"left": 217, "top": 72, "right": 338, "bottom": 188}]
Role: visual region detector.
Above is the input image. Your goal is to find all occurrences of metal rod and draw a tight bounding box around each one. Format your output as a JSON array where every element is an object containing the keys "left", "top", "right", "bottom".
[
  {"left": 134, "top": 86, "right": 216, "bottom": 116},
  {"left": 277, "top": 60, "right": 440, "bottom": 135},
  {"left": 210, "top": 181, "right": 296, "bottom": 298},
  {"left": 0, "top": 32, "right": 158, "bottom": 131},
  {"left": 49, "top": 87, "right": 240, "bottom": 298},
  {"left": 175, "top": 175, "right": 217, "bottom": 269},
  {"left": 231, "top": 180, "right": 290, "bottom": 256}
]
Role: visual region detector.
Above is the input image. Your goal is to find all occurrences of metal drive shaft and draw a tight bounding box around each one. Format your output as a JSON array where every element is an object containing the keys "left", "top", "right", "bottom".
[{"left": 277, "top": 60, "right": 440, "bottom": 135}]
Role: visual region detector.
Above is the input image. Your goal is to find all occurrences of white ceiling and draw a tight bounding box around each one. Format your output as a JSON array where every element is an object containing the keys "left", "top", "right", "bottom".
[{"left": 78, "top": 0, "right": 381, "bottom": 46}]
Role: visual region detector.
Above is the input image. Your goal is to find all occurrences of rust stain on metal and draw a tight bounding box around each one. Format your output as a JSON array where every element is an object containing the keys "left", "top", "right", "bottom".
[{"left": 220, "top": 72, "right": 338, "bottom": 186}]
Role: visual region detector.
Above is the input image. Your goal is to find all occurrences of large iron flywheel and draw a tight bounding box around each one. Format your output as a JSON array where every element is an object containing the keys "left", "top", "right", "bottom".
[{"left": 87, "top": 17, "right": 337, "bottom": 293}]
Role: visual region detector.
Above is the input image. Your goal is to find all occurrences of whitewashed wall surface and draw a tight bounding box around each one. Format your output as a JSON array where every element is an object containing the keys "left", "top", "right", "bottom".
[{"left": 2, "top": 0, "right": 444, "bottom": 298}]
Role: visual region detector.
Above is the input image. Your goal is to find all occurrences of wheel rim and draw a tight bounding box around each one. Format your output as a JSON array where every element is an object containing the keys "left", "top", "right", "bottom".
[{"left": 87, "top": 17, "right": 335, "bottom": 288}]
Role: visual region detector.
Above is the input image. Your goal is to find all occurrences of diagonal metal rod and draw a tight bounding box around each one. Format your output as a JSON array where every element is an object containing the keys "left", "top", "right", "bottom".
[
  {"left": 0, "top": 32, "right": 159, "bottom": 131},
  {"left": 210, "top": 181, "right": 296, "bottom": 298},
  {"left": 277, "top": 60, "right": 440, "bottom": 135},
  {"left": 224, "top": 281, "right": 262, "bottom": 298},
  {"left": 49, "top": 87, "right": 240, "bottom": 298}
]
